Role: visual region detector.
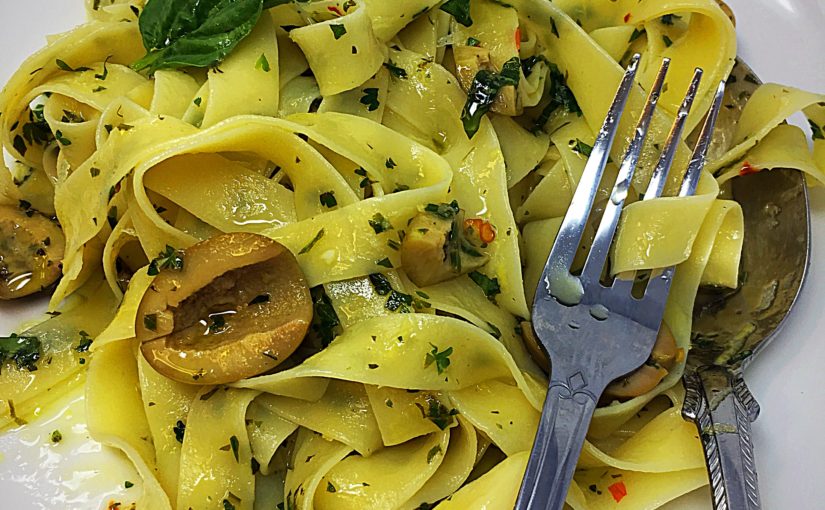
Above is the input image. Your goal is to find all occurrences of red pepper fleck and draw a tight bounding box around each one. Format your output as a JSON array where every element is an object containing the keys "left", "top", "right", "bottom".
[
  {"left": 608, "top": 481, "right": 627, "bottom": 503},
  {"left": 515, "top": 28, "right": 522, "bottom": 51},
  {"left": 739, "top": 161, "right": 761, "bottom": 176},
  {"left": 624, "top": 13, "right": 632, "bottom": 23},
  {"left": 328, "top": 5, "right": 344, "bottom": 16},
  {"left": 465, "top": 218, "right": 497, "bottom": 245}
]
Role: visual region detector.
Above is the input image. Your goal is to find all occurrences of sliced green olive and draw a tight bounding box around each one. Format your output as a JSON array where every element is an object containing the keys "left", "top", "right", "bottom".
[
  {"left": 136, "top": 232, "right": 313, "bottom": 385},
  {"left": 0, "top": 204, "right": 65, "bottom": 299},
  {"left": 401, "top": 206, "right": 488, "bottom": 288},
  {"left": 603, "top": 324, "right": 681, "bottom": 401}
]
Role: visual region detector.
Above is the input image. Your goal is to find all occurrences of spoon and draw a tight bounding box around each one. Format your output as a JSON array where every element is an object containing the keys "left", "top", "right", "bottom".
[{"left": 682, "top": 61, "right": 811, "bottom": 510}]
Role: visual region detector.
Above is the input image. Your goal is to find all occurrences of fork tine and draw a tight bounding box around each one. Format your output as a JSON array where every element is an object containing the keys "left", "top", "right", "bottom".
[
  {"left": 579, "top": 58, "right": 671, "bottom": 286},
  {"left": 643, "top": 80, "right": 728, "bottom": 302},
  {"left": 539, "top": 54, "right": 640, "bottom": 304},
  {"left": 644, "top": 68, "right": 705, "bottom": 201}
]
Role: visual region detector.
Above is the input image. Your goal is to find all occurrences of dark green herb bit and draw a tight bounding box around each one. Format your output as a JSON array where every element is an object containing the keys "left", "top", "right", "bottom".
[
  {"left": 550, "top": 17, "right": 559, "bottom": 37},
  {"left": 571, "top": 138, "right": 594, "bottom": 157},
  {"left": 809, "top": 120, "right": 824, "bottom": 140},
  {"left": 532, "top": 63, "right": 581, "bottom": 132},
  {"left": 424, "top": 201, "right": 459, "bottom": 220},
  {"left": 376, "top": 257, "right": 394, "bottom": 269},
  {"left": 208, "top": 315, "right": 228, "bottom": 334},
  {"left": 425, "top": 344, "right": 453, "bottom": 375},
  {"left": 662, "top": 35, "right": 673, "bottom": 47},
  {"left": 229, "top": 435, "right": 240, "bottom": 462},
  {"left": 54, "top": 130, "right": 72, "bottom": 146},
  {"left": 440, "top": 0, "right": 472, "bottom": 27},
  {"left": 384, "top": 61, "right": 407, "bottom": 79},
  {"left": 56, "top": 59, "right": 91, "bottom": 72},
  {"left": 173, "top": 420, "right": 186, "bottom": 443},
  {"left": 51, "top": 430, "right": 63, "bottom": 443},
  {"left": 629, "top": 28, "right": 645, "bottom": 43},
  {"left": 319, "top": 191, "right": 337, "bottom": 208},
  {"left": 125, "top": 481, "right": 134, "bottom": 488},
  {"left": 255, "top": 53, "right": 270, "bottom": 72},
  {"left": 249, "top": 294, "right": 271, "bottom": 305},
  {"left": 311, "top": 287, "right": 340, "bottom": 348},
  {"left": 327, "top": 481, "right": 337, "bottom": 493},
  {"left": 521, "top": 55, "right": 548, "bottom": 76},
  {"left": 369, "top": 213, "right": 393, "bottom": 234},
  {"left": 385, "top": 290, "right": 413, "bottom": 312},
  {"left": 385, "top": 158, "right": 397, "bottom": 169},
  {"left": 133, "top": 0, "right": 266, "bottom": 74},
  {"left": 467, "top": 37, "right": 481, "bottom": 47},
  {"left": 222, "top": 499, "right": 236, "bottom": 510},
  {"left": 148, "top": 245, "right": 184, "bottom": 276},
  {"left": 90, "top": 167, "right": 101, "bottom": 177},
  {"left": 330, "top": 24, "right": 347, "bottom": 40},
  {"left": 299, "top": 229, "right": 325, "bottom": 255},
  {"left": 660, "top": 14, "right": 682, "bottom": 25},
  {"left": 368, "top": 363, "right": 379, "bottom": 369},
  {"left": 143, "top": 313, "right": 158, "bottom": 332},
  {"left": 420, "top": 398, "right": 458, "bottom": 430},
  {"left": 360, "top": 88, "right": 380, "bottom": 112},
  {"left": 368, "top": 273, "right": 394, "bottom": 296},
  {"left": 426, "top": 445, "right": 442, "bottom": 463},
  {"left": 0, "top": 334, "right": 42, "bottom": 372},
  {"left": 486, "top": 322, "right": 502, "bottom": 339},
  {"left": 460, "top": 57, "right": 521, "bottom": 138},
  {"left": 468, "top": 271, "right": 501, "bottom": 302},
  {"left": 75, "top": 330, "right": 93, "bottom": 353}
]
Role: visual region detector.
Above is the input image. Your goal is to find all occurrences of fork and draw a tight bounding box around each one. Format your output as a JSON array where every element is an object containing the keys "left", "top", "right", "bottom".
[{"left": 515, "top": 53, "right": 727, "bottom": 510}]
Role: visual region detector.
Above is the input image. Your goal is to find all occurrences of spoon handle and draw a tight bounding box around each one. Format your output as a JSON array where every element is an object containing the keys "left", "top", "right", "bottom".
[{"left": 683, "top": 367, "right": 762, "bottom": 510}]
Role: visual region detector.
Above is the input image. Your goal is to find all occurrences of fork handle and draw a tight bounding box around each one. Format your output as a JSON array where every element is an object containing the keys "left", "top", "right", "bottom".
[
  {"left": 683, "top": 367, "right": 762, "bottom": 510},
  {"left": 515, "top": 377, "right": 599, "bottom": 510}
]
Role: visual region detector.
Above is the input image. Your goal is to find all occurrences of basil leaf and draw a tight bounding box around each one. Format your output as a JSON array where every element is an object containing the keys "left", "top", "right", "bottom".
[{"left": 134, "top": 0, "right": 264, "bottom": 74}]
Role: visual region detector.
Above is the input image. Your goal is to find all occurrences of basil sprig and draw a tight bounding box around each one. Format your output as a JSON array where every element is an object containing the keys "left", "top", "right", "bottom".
[
  {"left": 460, "top": 57, "right": 520, "bottom": 139},
  {"left": 133, "top": 0, "right": 292, "bottom": 74}
]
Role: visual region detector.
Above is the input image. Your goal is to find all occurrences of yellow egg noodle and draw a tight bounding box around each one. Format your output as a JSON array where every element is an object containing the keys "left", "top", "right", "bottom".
[{"left": 1, "top": 0, "right": 823, "bottom": 509}]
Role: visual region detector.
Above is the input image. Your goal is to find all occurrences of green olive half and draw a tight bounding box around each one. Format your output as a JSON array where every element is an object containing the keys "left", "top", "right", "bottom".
[
  {"left": 0, "top": 204, "right": 65, "bottom": 299},
  {"left": 136, "top": 232, "right": 313, "bottom": 385}
]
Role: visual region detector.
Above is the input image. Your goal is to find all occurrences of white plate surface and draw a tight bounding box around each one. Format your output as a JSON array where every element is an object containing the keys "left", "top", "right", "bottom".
[{"left": 1, "top": 1, "right": 824, "bottom": 508}]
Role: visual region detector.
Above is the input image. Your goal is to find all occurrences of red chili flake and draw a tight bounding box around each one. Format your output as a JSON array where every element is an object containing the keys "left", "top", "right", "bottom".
[
  {"left": 328, "top": 5, "right": 344, "bottom": 16},
  {"left": 515, "top": 27, "right": 522, "bottom": 51},
  {"left": 465, "top": 218, "right": 497, "bottom": 244},
  {"left": 608, "top": 481, "right": 627, "bottom": 503},
  {"left": 624, "top": 13, "right": 632, "bottom": 23},
  {"left": 739, "top": 161, "right": 761, "bottom": 176}
]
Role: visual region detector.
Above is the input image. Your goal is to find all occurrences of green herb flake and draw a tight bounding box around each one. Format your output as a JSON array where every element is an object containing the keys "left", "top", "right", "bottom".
[
  {"left": 420, "top": 398, "right": 459, "bottom": 430},
  {"left": 809, "top": 120, "right": 824, "bottom": 140},
  {"left": 319, "top": 191, "right": 337, "bottom": 208},
  {"left": 571, "top": 138, "right": 594, "bottom": 157},
  {"left": 368, "top": 273, "right": 394, "bottom": 296},
  {"left": 368, "top": 363, "right": 379, "bottom": 369},
  {"left": 223, "top": 499, "right": 236, "bottom": 510},
  {"left": 143, "top": 313, "right": 158, "bottom": 332},
  {"left": 54, "top": 130, "right": 72, "bottom": 146},
  {"left": 486, "top": 322, "right": 502, "bottom": 339},
  {"left": 376, "top": 257, "right": 394, "bottom": 269},
  {"left": 330, "top": 24, "right": 347, "bottom": 40},
  {"left": 50, "top": 430, "right": 63, "bottom": 443},
  {"left": 148, "top": 245, "right": 184, "bottom": 275},
  {"left": 550, "top": 17, "right": 559, "bottom": 37},
  {"left": 229, "top": 435, "right": 240, "bottom": 462},
  {"left": 629, "top": 28, "right": 645, "bottom": 43},
  {"left": 249, "top": 294, "right": 271, "bottom": 305},
  {"left": 125, "top": 481, "right": 134, "bottom": 489},
  {"left": 360, "top": 87, "right": 380, "bottom": 112},
  {"left": 384, "top": 61, "right": 408, "bottom": 79},
  {"left": 440, "top": 0, "right": 472, "bottom": 27},
  {"left": 173, "top": 420, "right": 186, "bottom": 443},
  {"left": 427, "top": 445, "right": 442, "bottom": 463},
  {"left": 385, "top": 290, "right": 413, "bottom": 312},
  {"left": 299, "top": 229, "right": 325, "bottom": 255},
  {"left": 194, "top": 96, "right": 202, "bottom": 106},
  {"left": 311, "top": 287, "right": 341, "bottom": 347},
  {"left": 424, "top": 344, "right": 453, "bottom": 375},
  {"left": 385, "top": 157, "right": 397, "bottom": 169},
  {"left": 660, "top": 14, "right": 682, "bottom": 25},
  {"left": 255, "top": 53, "right": 271, "bottom": 72},
  {"left": 468, "top": 271, "right": 501, "bottom": 302},
  {"left": 90, "top": 167, "right": 101, "bottom": 177},
  {"left": 75, "top": 330, "right": 93, "bottom": 353},
  {"left": 424, "top": 201, "right": 459, "bottom": 219},
  {"left": 327, "top": 481, "right": 337, "bottom": 493},
  {"left": 0, "top": 334, "right": 42, "bottom": 372},
  {"left": 369, "top": 213, "right": 393, "bottom": 234},
  {"left": 385, "top": 399, "right": 394, "bottom": 408},
  {"left": 467, "top": 37, "right": 481, "bottom": 47},
  {"left": 56, "top": 59, "right": 91, "bottom": 73},
  {"left": 662, "top": 35, "right": 674, "bottom": 47}
]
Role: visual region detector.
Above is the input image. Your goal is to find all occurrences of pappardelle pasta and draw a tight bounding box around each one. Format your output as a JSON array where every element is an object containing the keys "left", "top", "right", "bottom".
[{"left": 1, "top": 0, "right": 823, "bottom": 509}]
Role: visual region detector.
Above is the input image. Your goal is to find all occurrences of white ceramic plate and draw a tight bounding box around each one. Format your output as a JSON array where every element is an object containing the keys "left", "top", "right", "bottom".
[{"left": 1, "top": 1, "right": 824, "bottom": 508}]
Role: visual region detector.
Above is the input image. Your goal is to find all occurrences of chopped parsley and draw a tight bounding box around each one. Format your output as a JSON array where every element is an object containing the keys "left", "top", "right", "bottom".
[
  {"left": 327, "top": 481, "right": 337, "bottom": 493},
  {"left": 418, "top": 398, "right": 458, "bottom": 430},
  {"left": 330, "top": 24, "right": 347, "bottom": 40},
  {"left": 311, "top": 287, "right": 340, "bottom": 347},
  {"left": 385, "top": 157, "right": 397, "bottom": 169},
  {"left": 369, "top": 213, "right": 393, "bottom": 234},
  {"left": 660, "top": 14, "right": 682, "bottom": 25},
  {"left": 468, "top": 271, "right": 501, "bottom": 302},
  {"left": 571, "top": 138, "right": 594, "bottom": 157},
  {"left": 319, "top": 191, "right": 337, "bottom": 208},
  {"left": 376, "top": 257, "right": 394, "bottom": 269},
  {"left": 147, "top": 245, "right": 184, "bottom": 275},
  {"left": 467, "top": 37, "right": 481, "bottom": 47},
  {"left": 425, "top": 344, "right": 453, "bottom": 375},
  {"left": 229, "top": 435, "right": 240, "bottom": 462},
  {"left": 629, "top": 28, "right": 645, "bottom": 43},
  {"left": 360, "top": 88, "right": 380, "bottom": 112},
  {"left": 125, "top": 481, "right": 134, "bottom": 489},
  {"left": 368, "top": 273, "right": 394, "bottom": 296},
  {"left": 173, "top": 420, "right": 186, "bottom": 443},
  {"left": 50, "top": 430, "right": 63, "bottom": 443},
  {"left": 56, "top": 59, "right": 91, "bottom": 73},
  {"left": 54, "top": 130, "right": 72, "bottom": 146},
  {"left": 249, "top": 294, "right": 271, "bottom": 305},
  {"left": 299, "top": 229, "right": 325, "bottom": 254},
  {"left": 461, "top": 57, "right": 521, "bottom": 138},
  {"left": 809, "top": 120, "right": 824, "bottom": 140},
  {"left": 255, "top": 53, "right": 271, "bottom": 72},
  {"left": 550, "top": 17, "right": 559, "bottom": 37},
  {"left": 662, "top": 35, "right": 674, "bottom": 47},
  {"left": 427, "top": 445, "right": 442, "bottom": 463},
  {"left": 440, "top": 0, "right": 472, "bottom": 27},
  {"left": 194, "top": 97, "right": 202, "bottom": 106},
  {"left": 532, "top": 62, "right": 581, "bottom": 132},
  {"left": 384, "top": 61, "right": 407, "bottom": 79},
  {"left": 75, "top": 330, "right": 93, "bottom": 353},
  {"left": 486, "top": 322, "right": 502, "bottom": 339},
  {"left": 424, "top": 201, "right": 459, "bottom": 220},
  {"left": 143, "top": 314, "right": 158, "bottom": 332},
  {"left": 0, "top": 334, "right": 42, "bottom": 372}
]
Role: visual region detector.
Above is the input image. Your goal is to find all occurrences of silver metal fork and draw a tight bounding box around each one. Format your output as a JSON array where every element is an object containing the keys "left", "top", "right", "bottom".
[{"left": 515, "top": 54, "right": 727, "bottom": 510}]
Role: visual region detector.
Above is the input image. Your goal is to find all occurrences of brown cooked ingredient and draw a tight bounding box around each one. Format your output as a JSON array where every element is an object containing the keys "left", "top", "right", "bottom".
[
  {"left": 0, "top": 204, "right": 65, "bottom": 299},
  {"left": 603, "top": 323, "right": 682, "bottom": 401},
  {"left": 136, "top": 232, "right": 313, "bottom": 385}
]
